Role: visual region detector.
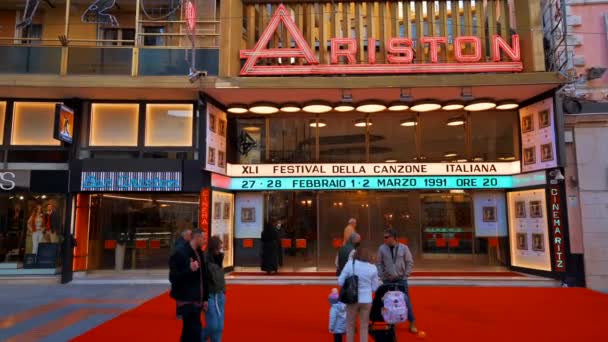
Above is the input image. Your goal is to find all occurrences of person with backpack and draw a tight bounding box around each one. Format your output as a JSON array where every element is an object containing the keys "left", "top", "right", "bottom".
[
  {"left": 328, "top": 288, "right": 346, "bottom": 342},
  {"left": 376, "top": 228, "right": 417, "bottom": 333},
  {"left": 338, "top": 247, "right": 379, "bottom": 342},
  {"left": 202, "top": 236, "right": 226, "bottom": 342}
]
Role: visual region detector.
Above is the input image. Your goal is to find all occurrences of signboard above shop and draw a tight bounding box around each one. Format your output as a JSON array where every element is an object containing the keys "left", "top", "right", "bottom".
[{"left": 81, "top": 171, "right": 181, "bottom": 192}]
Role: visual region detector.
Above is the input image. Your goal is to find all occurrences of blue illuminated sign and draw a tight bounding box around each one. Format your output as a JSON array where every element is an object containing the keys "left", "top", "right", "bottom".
[
  {"left": 229, "top": 176, "right": 513, "bottom": 191},
  {"left": 81, "top": 171, "right": 181, "bottom": 191}
]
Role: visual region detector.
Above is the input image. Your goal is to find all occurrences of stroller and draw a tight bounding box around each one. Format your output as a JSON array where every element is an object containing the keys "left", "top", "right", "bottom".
[{"left": 368, "top": 282, "right": 408, "bottom": 342}]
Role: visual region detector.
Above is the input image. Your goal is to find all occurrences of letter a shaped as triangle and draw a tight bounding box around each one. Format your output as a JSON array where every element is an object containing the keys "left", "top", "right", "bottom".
[{"left": 240, "top": 4, "right": 319, "bottom": 75}]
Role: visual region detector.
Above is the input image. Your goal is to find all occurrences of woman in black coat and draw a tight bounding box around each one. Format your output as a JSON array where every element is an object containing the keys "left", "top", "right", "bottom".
[{"left": 260, "top": 222, "right": 279, "bottom": 274}]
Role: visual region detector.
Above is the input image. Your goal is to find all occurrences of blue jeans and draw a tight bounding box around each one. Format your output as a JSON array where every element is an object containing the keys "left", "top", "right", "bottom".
[
  {"left": 202, "top": 292, "right": 225, "bottom": 342},
  {"left": 387, "top": 279, "right": 415, "bottom": 323}
]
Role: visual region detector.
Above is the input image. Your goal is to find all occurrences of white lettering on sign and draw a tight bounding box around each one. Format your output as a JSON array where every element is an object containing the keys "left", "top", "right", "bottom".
[
  {"left": 227, "top": 162, "right": 520, "bottom": 177},
  {"left": 0, "top": 172, "right": 16, "bottom": 191}
]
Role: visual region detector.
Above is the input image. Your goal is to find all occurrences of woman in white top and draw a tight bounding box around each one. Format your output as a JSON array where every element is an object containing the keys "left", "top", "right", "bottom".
[{"left": 338, "top": 247, "right": 380, "bottom": 342}]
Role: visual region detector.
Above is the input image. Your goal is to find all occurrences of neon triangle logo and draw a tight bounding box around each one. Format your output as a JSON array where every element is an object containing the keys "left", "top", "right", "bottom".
[{"left": 240, "top": 4, "right": 318, "bottom": 75}]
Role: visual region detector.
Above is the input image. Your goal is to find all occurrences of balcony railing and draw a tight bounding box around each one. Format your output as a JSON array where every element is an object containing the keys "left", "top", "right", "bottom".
[{"left": 0, "top": 45, "right": 61, "bottom": 74}]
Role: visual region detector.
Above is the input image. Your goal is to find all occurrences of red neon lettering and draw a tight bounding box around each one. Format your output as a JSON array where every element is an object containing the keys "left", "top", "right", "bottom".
[
  {"left": 387, "top": 38, "right": 414, "bottom": 64},
  {"left": 493, "top": 34, "right": 521, "bottom": 62},
  {"left": 367, "top": 38, "right": 377, "bottom": 64},
  {"left": 420, "top": 36, "right": 447, "bottom": 63},
  {"left": 454, "top": 36, "right": 481, "bottom": 62},
  {"left": 331, "top": 38, "right": 357, "bottom": 64}
]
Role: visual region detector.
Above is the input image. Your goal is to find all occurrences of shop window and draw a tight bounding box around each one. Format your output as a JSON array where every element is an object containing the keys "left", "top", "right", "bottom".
[
  {"left": 368, "top": 112, "right": 417, "bottom": 162},
  {"left": 319, "top": 113, "right": 368, "bottom": 163},
  {"left": 89, "top": 103, "right": 139, "bottom": 147},
  {"left": 21, "top": 24, "right": 42, "bottom": 45},
  {"left": 419, "top": 111, "right": 466, "bottom": 162},
  {"left": 145, "top": 104, "right": 193, "bottom": 147},
  {"left": 471, "top": 111, "right": 519, "bottom": 162},
  {"left": 268, "top": 115, "right": 315, "bottom": 163},
  {"left": 143, "top": 26, "right": 165, "bottom": 46},
  {"left": 235, "top": 118, "right": 266, "bottom": 164},
  {"left": 101, "top": 28, "right": 135, "bottom": 46},
  {"left": 0, "top": 101, "right": 5, "bottom": 143},
  {"left": 11, "top": 102, "right": 60, "bottom": 146}
]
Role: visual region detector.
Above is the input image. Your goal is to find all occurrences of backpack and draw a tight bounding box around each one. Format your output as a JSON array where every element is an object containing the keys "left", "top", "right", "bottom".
[{"left": 381, "top": 291, "right": 408, "bottom": 324}]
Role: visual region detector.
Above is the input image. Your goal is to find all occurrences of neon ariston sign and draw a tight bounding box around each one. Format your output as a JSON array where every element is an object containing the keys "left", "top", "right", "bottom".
[{"left": 240, "top": 4, "right": 523, "bottom": 76}]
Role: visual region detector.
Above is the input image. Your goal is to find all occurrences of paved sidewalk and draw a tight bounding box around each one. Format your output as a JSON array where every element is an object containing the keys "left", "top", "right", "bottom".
[{"left": 0, "top": 283, "right": 167, "bottom": 342}]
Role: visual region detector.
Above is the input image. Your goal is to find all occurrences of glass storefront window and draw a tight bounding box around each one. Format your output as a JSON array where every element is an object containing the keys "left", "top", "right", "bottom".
[
  {"left": 420, "top": 111, "right": 467, "bottom": 162},
  {"left": 0, "top": 101, "right": 5, "bottom": 143},
  {"left": 319, "top": 113, "right": 367, "bottom": 162},
  {"left": 420, "top": 192, "right": 473, "bottom": 254},
  {"left": 0, "top": 194, "right": 66, "bottom": 266},
  {"left": 86, "top": 193, "right": 199, "bottom": 270},
  {"left": 211, "top": 191, "right": 234, "bottom": 268},
  {"left": 471, "top": 111, "right": 519, "bottom": 162},
  {"left": 268, "top": 115, "right": 315, "bottom": 163},
  {"left": 90, "top": 103, "right": 139, "bottom": 147},
  {"left": 145, "top": 104, "right": 193, "bottom": 147},
  {"left": 368, "top": 112, "right": 417, "bottom": 162},
  {"left": 11, "top": 102, "right": 60, "bottom": 146},
  {"left": 236, "top": 118, "right": 266, "bottom": 164}
]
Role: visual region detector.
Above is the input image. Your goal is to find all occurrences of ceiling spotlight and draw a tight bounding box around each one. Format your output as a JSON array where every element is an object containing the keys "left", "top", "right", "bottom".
[
  {"left": 249, "top": 102, "right": 279, "bottom": 114},
  {"left": 385, "top": 159, "right": 398, "bottom": 163},
  {"left": 498, "top": 156, "right": 516, "bottom": 161},
  {"left": 456, "top": 159, "right": 468, "bottom": 162},
  {"left": 444, "top": 152, "right": 458, "bottom": 158},
  {"left": 227, "top": 104, "right": 248, "bottom": 114},
  {"left": 464, "top": 99, "right": 496, "bottom": 111},
  {"left": 388, "top": 101, "right": 410, "bottom": 111},
  {"left": 442, "top": 101, "right": 464, "bottom": 111},
  {"left": 309, "top": 119, "right": 327, "bottom": 128},
  {"left": 472, "top": 157, "right": 484, "bottom": 162},
  {"left": 302, "top": 101, "right": 333, "bottom": 113},
  {"left": 446, "top": 117, "right": 466, "bottom": 126},
  {"left": 400, "top": 117, "right": 417, "bottom": 127},
  {"left": 410, "top": 100, "right": 441, "bottom": 112},
  {"left": 243, "top": 126, "right": 261, "bottom": 133},
  {"left": 334, "top": 104, "right": 355, "bottom": 112},
  {"left": 356, "top": 102, "right": 387, "bottom": 113},
  {"left": 496, "top": 100, "right": 519, "bottom": 110},
  {"left": 354, "top": 119, "right": 372, "bottom": 127},
  {"left": 280, "top": 103, "right": 301, "bottom": 112}
]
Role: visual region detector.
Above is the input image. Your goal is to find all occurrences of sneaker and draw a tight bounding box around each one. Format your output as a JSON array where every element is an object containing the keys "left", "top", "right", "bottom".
[{"left": 409, "top": 322, "right": 418, "bottom": 334}]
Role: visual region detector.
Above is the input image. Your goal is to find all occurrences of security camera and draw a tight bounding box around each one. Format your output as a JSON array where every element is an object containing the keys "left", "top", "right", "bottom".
[{"left": 188, "top": 70, "right": 207, "bottom": 83}]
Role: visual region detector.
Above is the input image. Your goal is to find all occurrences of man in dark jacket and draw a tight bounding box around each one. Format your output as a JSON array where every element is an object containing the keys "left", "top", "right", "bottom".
[
  {"left": 169, "top": 229, "right": 209, "bottom": 342},
  {"left": 172, "top": 228, "right": 192, "bottom": 319},
  {"left": 336, "top": 233, "right": 361, "bottom": 276}
]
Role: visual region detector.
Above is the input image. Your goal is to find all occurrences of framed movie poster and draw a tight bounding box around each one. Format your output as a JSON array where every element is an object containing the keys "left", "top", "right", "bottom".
[
  {"left": 521, "top": 115, "right": 534, "bottom": 133},
  {"left": 519, "top": 98, "right": 557, "bottom": 172},
  {"left": 219, "top": 119, "right": 226, "bottom": 137},
  {"left": 482, "top": 206, "right": 497, "bottom": 222},
  {"left": 53, "top": 104, "right": 74, "bottom": 144},
  {"left": 523, "top": 147, "right": 536, "bottom": 165},
  {"left": 218, "top": 151, "right": 225, "bottom": 168},
  {"left": 532, "top": 233, "right": 545, "bottom": 252},
  {"left": 204, "top": 103, "right": 227, "bottom": 175},
  {"left": 529, "top": 201, "right": 543, "bottom": 218},
  {"left": 241, "top": 207, "right": 255, "bottom": 222},
  {"left": 538, "top": 110, "right": 550, "bottom": 129},
  {"left": 515, "top": 201, "right": 526, "bottom": 218},
  {"left": 516, "top": 233, "right": 527, "bottom": 250},
  {"left": 208, "top": 147, "right": 215, "bottom": 165},
  {"left": 209, "top": 113, "right": 216, "bottom": 132},
  {"left": 541, "top": 143, "right": 554, "bottom": 162},
  {"left": 213, "top": 202, "right": 222, "bottom": 219},
  {"left": 223, "top": 202, "right": 230, "bottom": 220}
]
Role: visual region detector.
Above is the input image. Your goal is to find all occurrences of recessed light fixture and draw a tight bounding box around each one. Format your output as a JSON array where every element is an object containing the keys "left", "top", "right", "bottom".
[
  {"left": 385, "top": 159, "right": 398, "bottom": 163},
  {"left": 302, "top": 101, "right": 333, "bottom": 113},
  {"left": 249, "top": 102, "right": 279, "bottom": 114},
  {"left": 444, "top": 152, "right": 458, "bottom": 158},
  {"left": 227, "top": 103, "right": 248, "bottom": 114},
  {"left": 400, "top": 117, "right": 418, "bottom": 127},
  {"left": 334, "top": 104, "right": 355, "bottom": 112},
  {"left": 498, "top": 156, "right": 516, "bottom": 161},
  {"left": 356, "top": 101, "right": 387, "bottom": 113},
  {"left": 243, "top": 126, "right": 261, "bottom": 133},
  {"left": 446, "top": 117, "right": 466, "bottom": 126},
  {"left": 496, "top": 100, "right": 519, "bottom": 110},
  {"left": 464, "top": 99, "right": 496, "bottom": 111},
  {"left": 456, "top": 159, "right": 468, "bottom": 162},
  {"left": 472, "top": 157, "right": 484, "bottom": 162},
  {"left": 442, "top": 101, "right": 464, "bottom": 111},
  {"left": 309, "top": 119, "right": 327, "bottom": 128},
  {"left": 410, "top": 100, "right": 441, "bottom": 112},
  {"left": 388, "top": 101, "right": 410, "bottom": 111},
  {"left": 280, "top": 103, "right": 301, "bottom": 112},
  {"left": 354, "top": 119, "right": 372, "bottom": 127}
]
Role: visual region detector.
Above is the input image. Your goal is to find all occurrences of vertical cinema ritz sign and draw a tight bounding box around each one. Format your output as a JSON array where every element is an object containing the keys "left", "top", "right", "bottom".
[
  {"left": 550, "top": 185, "right": 566, "bottom": 272},
  {"left": 240, "top": 4, "right": 523, "bottom": 76}
]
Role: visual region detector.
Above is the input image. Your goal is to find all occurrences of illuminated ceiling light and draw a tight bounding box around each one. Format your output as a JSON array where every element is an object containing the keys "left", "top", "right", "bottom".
[
  {"left": 334, "top": 104, "right": 355, "bottom": 112},
  {"left": 456, "top": 159, "right": 468, "bottom": 162},
  {"left": 444, "top": 152, "right": 458, "bottom": 158},
  {"left": 498, "top": 156, "right": 516, "bottom": 161},
  {"left": 302, "top": 101, "right": 333, "bottom": 113},
  {"left": 400, "top": 117, "right": 418, "bottom": 127},
  {"left": 354, "top": 119, "right": 372, "bottom": 127},
  {"left": 309, "top": 119, "right": 327, "bottom": 128},
  {"left": 249, "top": 102, "right": 279, "bottom": 114},
  {"left": 410, "top": 100, "right": 441, "bottom": 112},
  {"left": 464, "top": 99, "right": 497, "bottom": 111},
  {"left": 473, "top": 157, "right": 484, "bottom": 162},
  {"left": 280, "top": 103, "right": 301, "bottom": 112},
  {"left": 356, "top": 101, "right": 387, "bottom": 113},
  {"left": 496, "top": 100, "right": 519, "bottom": 110},
  {"left": 442, "top": 101, "right": 464, "bottom": 111},
  {"left": 385, "top": 159, "right": 398, "bottom": 163},
  {"left": 227, "top": 103, "right": 248, "bottom": 114},
  {"left": 388, "top": 101, "right": 410, "bottom": 111},
  {"left": 243, "top": 126, "right": 261, "bottom": 133},
  {"left": 446, "top": 116, "right": 466, "bottom": 126}
]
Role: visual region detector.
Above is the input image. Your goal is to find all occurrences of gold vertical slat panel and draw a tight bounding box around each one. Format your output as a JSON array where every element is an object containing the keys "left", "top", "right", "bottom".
[
  {"left": 295, "top": 4, "right": 304, "bottom": 64},
  {"left": 271, "top": 4, "right": 279, "bottom": 51},
  {"left": 500, "top": 0, "right": 511, "bottom": 42},
  {"left": 402, "top": 1, "right": 411, "bottom": 38},
  {"left": 439, "top": 1, "right": 448, "bottom": 62},
  {"left": 367, "top": 2, "right": 376, "bottom": 62},
  {"left": 306, "top": 3, "right": 315, "bottom": 54},
  {"left": 281, "top": 5, "right": 289, "bottom": 48},
  {"left": 331, "top": 2, "right": 339, "bottom": 39},
  {"left": 246, "top": 5, "right": 256, "bottom": 49},
  {"left": 378, "top": 1, "right": 387, "bottom": 62},
  {"left": 414, "top": 1, "right": 424, "bottom": 62},
  {"left": 319, "top": 3, "right": 329, "bottom": 63},
  {"left": 474, "top": 0, "right": 486, "bottom": 59},
  {"left": 451, "top": 0, "right": 461, "bottom": 37},
  {"left": 488, "top": 0, "right": 497, "bottom": 50},
  {"left": 463, "top": 0, "right": 473, "bottom": 56},
  {"left": 427, "top": 1, "right": 436, "bottom": 37},
  {"left": 342, "top": 2, "right": 349, "bottom": 38},
  {"left": 355, "top": 2, "right": 364, "bottom": 62},
  {"left": 389, "top": 1, "right": 399, "bottom": 39}
]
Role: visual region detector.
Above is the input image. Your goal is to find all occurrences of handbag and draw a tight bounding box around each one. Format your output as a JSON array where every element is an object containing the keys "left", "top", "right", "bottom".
[{"left": 339, "top": 260, "right": 359, "bottom": 304}]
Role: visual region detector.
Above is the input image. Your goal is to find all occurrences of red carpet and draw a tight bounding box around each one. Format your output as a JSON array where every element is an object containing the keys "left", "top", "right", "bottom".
[
  {"left": 230, "top": 271, "right": 523, "bottom": 277},
  {"left": 73, "top": 285, "right": 608, "bottom": 342}
]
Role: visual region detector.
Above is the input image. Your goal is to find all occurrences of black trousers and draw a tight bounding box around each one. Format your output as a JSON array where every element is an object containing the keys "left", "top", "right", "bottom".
[
  {"left": 333, "top": 333, "right": 343, "bottom": 342},
  {"left": 179, "top": 304, "right": 202, "bottom": 342}
]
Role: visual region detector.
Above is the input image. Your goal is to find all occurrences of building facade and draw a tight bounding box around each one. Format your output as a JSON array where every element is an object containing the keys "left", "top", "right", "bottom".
[{"left": 0, "top": 0, "right": 584, "bottom": 284}]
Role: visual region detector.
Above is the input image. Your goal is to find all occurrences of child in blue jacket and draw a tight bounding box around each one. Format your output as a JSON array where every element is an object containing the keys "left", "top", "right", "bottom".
[{"left": 329, "top": 288, "right": 346, "bottom": 342}]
